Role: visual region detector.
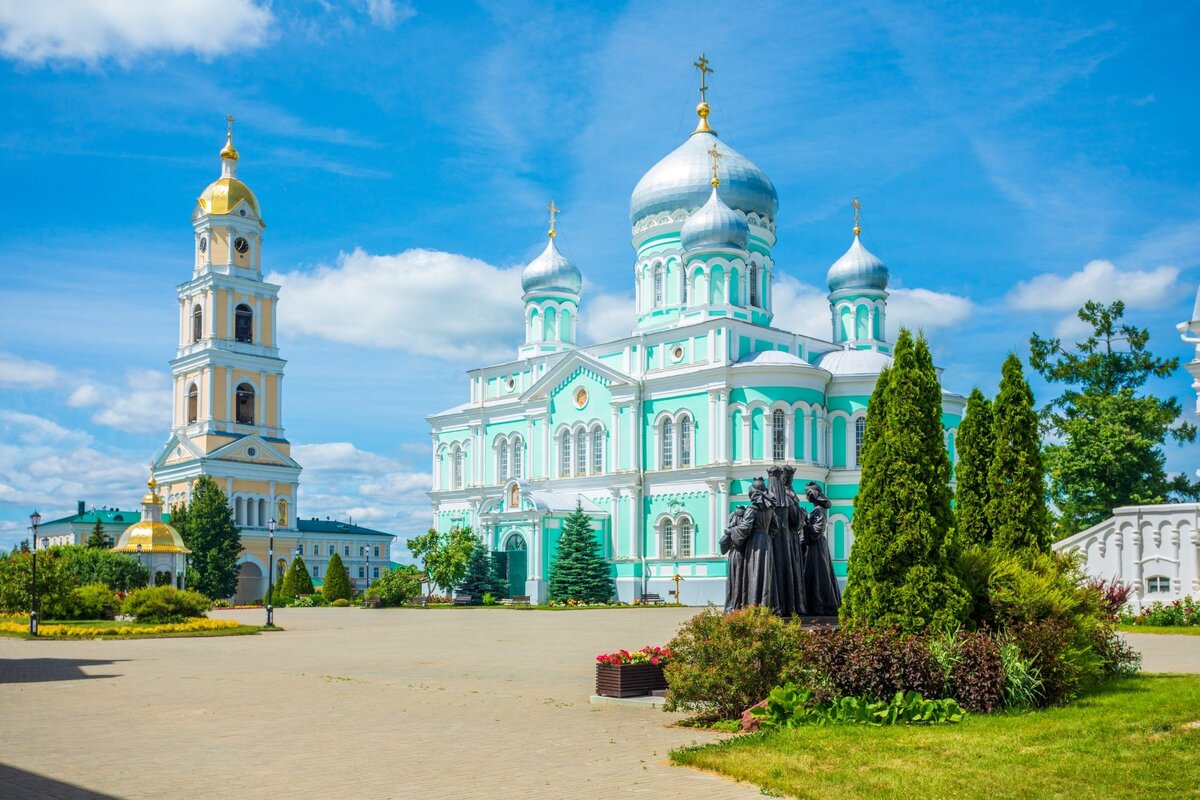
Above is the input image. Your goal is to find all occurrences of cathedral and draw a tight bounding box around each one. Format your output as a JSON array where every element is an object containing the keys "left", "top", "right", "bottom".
[{"left": 428, "top": 63, "right": 966, "bottom": 606}]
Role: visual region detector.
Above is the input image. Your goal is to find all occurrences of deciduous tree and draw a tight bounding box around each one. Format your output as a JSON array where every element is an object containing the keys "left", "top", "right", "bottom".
[{"left": 406, "top": 526, "right": 475, "bottom": 596}]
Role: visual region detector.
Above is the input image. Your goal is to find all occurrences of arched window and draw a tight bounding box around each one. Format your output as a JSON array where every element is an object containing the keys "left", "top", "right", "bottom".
[
  {"left": 258, "top": 499, "right": 267, "bottom": 527},
  {"left": 499, "top": 440, "right": 509, "bottom": 481},
  {"left": 191, "top": 305, "right": 203, "bottom": 343},
  {"left": 653, "top": 263, "right": 665, "bottom": 307},
  {"left": 186, "top": 383, "right": 198, "bottom": 424},
  {"left": 576, "top": 429, "right": 587, "bottom": 475},
  {"left": 661, "top": 418, "right": 674, "bottom": 469},
  {"left": 591, "top": 427, "right": 603, "bottom": 474},
  {"left": 680, "top": 416, "right": 692, "bottom": 467},
  {"left": 678, "top": 517, "right": 693, "bottom": 558},
  {"left": 660, "top": 519, "right": 674, "bottom": 558},
  {"left": 511, "top": 436, "right": 523, "bottom": 479},
  {"left": 749, "top": 264, "right": 760, "bottom": 307},
  {"left": 772, "top": 409, "right": 786, "bottom": 462},
  {"left": 560, "top": 430, "right": 571, "bottom": 476},
  {"left": 235, "top": 383, "right": 255, "bottom": 425},
  {"left": 544, "top": 306, "right": 558, "bottom": 342},
  {"left": 234, "top": 304, "right": 254, "bottom": 343},
  {"left": 855, "top": 417, "right": 867, "bottom": 465},
  {"left": 452, "top": 447, "right": 464, "bottom": 489}
]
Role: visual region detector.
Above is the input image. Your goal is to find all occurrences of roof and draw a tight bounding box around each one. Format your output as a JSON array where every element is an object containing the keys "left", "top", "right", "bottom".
[
  {"left": 527, "top": 491, "right": 606, "bottom": 514},
  {"left": 296, "top": 518, "right": 394, "bottom": 538},
  {"left": 734, "top": 350, "right": 810, "bottom": 367},
  {"left": 40, "top": 508, "right": 139, "bottom": 527},
  {"left": 819, "top": 348, "right": 894, "bottom": 376}
]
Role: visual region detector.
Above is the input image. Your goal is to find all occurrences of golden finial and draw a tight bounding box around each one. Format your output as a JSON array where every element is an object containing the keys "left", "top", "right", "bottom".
[
  {"left": 692, "top": 53, "right": 715, "bottom": 135},
  {"left": 546, "top": 200, "right": 560, "bottom": 239},
  {"left": 707, "top": 144, "right": 723, "bottom": 188},
  {"left": 147, "top": 467, "right": 157, "bottom": 492},
  {"left": 220, "top": 114, "right": 239, "bottom": 161},
  {"left": 852, "top": 196, "right": 862, "bottom": 236}
]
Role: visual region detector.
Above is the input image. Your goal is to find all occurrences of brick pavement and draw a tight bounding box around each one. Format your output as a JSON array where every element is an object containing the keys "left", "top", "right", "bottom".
[{"left": 0, "top": 607, "right": 759, "bottom": 799}]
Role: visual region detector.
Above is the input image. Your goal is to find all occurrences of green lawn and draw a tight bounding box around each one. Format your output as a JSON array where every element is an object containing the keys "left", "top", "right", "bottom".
[
  {"left": 1119, "top": 624, "right": 1200, "bottom": 636},
  {"left": 671, "top": 675, "right": 1200, "bottom": 800}
]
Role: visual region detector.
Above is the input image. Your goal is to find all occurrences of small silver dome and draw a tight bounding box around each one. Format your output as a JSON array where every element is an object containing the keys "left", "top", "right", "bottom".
[
  {"left": 828, "top": 236, "right": 889, "bottom": 293},
  {"left": 819, "top": 348, "right": 893, "bottom": 375},
  {"left": 680, "top": 186, "right": 749, "bottom": 252},
  {"left": 522, "top": 238, "right": 582, "bottom": 295},
  {"left": 630, "top": 130, "right": 777, "bottom": 228}
]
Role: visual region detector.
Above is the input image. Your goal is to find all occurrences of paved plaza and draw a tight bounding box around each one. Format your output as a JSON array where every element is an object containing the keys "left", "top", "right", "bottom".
[{"left": 2, "top": 609, "right": 1197, "bottom": 800}]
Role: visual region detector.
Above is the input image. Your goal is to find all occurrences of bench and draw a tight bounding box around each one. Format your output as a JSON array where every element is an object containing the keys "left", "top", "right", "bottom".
[
  {"left": 453, "top": 594, "right": 476, "bottom": 606},
  {"left": 641, "top": 592, "right": 665, "bottom": 605},
  {"left": 363, "top": 596, "right": 382, "bottom": 608},
  {"left": 408, "top": 595, "right": 429, "bottom": 608},
  {"left": 511, "top": 595, "right": 531, "bottom": 605}
]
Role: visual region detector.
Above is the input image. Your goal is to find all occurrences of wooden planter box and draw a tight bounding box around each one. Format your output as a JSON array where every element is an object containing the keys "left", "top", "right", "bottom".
[{"left": 595, "top": 662, "right": 668, "bottom": 698}]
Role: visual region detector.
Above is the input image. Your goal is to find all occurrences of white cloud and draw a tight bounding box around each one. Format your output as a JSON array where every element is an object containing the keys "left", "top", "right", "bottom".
[
  {"left": 0, "top": 352, "right": 60, "bottom": 389},
  {"left": 888, "top": 288, "right": 975, "bottom": 333},
  {"left": 270, "top": 248, "right": 525, "bottom": 362},
  {"left": 359, "top": 0, "right": 415, "bottom": 28},
  {"left": 579, "top": 291, "right": 634, "bottom": 344},
  {"left": 1007, "top": 259, "right": 1179, "bottom": 312},
  {"left": 67, "top": 369, "right": 172, "bottom": 434},
  {"left": 770, "top": 275, "right": 832, "bottom": 339},
  {"left": 0, "top": 0, "right": 273, "bottom": 65}
]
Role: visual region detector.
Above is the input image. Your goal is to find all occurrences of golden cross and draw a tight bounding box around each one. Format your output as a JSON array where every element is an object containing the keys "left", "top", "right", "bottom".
[
  {"left": 226, "top": 114, "right": 234, "bottom": 137},
  {"left": 707, "top": 143, "right": 723, "bottom": 187},
  {"left": 852, "top": 196, "right": 862, "bottom": 236},
  {"left": 546, "top": 200, "right": 560, "bottom": 239},
  {"left": 693, "top": 53, "right": 713, "bottom": 103}
]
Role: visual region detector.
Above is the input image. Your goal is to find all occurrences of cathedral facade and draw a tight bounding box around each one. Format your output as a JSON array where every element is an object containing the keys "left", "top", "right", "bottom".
[{"left": 428, "top": 81, "right": 966, "bottom": 606}]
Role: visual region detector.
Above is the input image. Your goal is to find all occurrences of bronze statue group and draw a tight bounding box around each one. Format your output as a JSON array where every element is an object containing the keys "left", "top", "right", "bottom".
[{"left": 720, "top": 465, "right": 842, "bottom": 617}]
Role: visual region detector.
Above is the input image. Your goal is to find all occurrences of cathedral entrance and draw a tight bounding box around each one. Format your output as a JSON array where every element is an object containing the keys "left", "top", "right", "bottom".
[
  {"left": 235, "top": 561, "right": 264, "bottom": 605},
  {"left": 503, "top": 533, "right": 527, "bottom": 598}
]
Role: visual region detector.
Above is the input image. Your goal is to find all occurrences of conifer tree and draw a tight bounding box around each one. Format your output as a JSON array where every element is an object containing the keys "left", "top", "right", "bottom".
[
  {"left": 988, "top": 354, "right": 1049, "bottom": 552},
  {"left": 178, "top": 476, "right": 242, "bottom": 599},
  {"left": 842, "top": 329, "right": 969, "bottom": 633},
  {"left": 955, "top": 388, "right": 995, "bottom": 548},
  {"left": 457, "top": 540, "right": 508, "bottom": 599},
  {"left": 322, "top": 551, "right": 352, "bottom": 601},
  {"left": 548, "top": 503, "right": 614, "bottom": 604},
  {"left": 85, "top": 519, "right": 112, "bottom": 549},
  {"left": 276, "top": 556, "right": 315, "bottom": 604}
]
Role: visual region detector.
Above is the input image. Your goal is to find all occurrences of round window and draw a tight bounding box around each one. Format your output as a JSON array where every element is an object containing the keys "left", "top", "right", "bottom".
[
  {"left": 573, "top": 387, "right": 588, "bottom": 409},
  {"left": 247, "top": 447, "right": 257, "bottom": 458},
  {"left": 506, "top": 377, "right": 516, "bottom": 391},
  {"left": 672, "top": 345, "right": 685, "bottom": 361}
]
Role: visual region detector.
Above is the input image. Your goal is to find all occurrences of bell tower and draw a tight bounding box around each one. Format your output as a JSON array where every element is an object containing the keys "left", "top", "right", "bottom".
[{"left": 153, "top": 118, "right": 301, "bottom": 534}]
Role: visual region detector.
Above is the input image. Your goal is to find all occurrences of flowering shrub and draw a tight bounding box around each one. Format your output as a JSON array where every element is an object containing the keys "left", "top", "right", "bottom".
[
  {"left": 0, "top": 617, "right": 240, "bottom": 637},
  {"left": 596, "top": 645, "right": 672, "bottom": 666},
  {"left": 1087, "top": 578, "right": 1133, "bottom": 620},
  {"left": 1120, "top": 596, "right": 1199, "bottom": 627}
]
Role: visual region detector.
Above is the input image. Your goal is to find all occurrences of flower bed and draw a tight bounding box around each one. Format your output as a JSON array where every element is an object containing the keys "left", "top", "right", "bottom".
[
  {"left": 1120, "top": 596, "right": 1199, "bottom": 627},
  {"left": 0, "top": 616, "right": 241, "bottom": 638}
]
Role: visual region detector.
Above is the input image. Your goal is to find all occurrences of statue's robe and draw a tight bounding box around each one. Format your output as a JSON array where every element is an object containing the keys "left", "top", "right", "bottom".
[
  {"left": 787, "top": 490, "right": 809, "bottom": 617},
  {"left": 768, "top": 468, "right": 804, "bottom": 617},
  {"left": 803, "top": 505, "right": 842, "bottom": 616},
  {"left": 721, "top": 507, "right": 752, "bottom": 614},
  {"left": 742, "top": 503, "right": 777, "bottom": 610}
]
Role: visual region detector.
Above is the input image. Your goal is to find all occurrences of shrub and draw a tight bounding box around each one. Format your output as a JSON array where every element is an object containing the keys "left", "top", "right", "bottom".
[
  {"left": 1089, "top": 578, "right": 1133, "bottom": 621},
  {"left": 482, "top": 592, "right": 496, "bottom": 606},
  {"left": 57, "top": 546, "right": 149, "bottom": 592},
  {"left": 1123, "top": 597, "right": 1200, "bottom": 627},
  {"left": 291, "top": 592, "right": 329, "bottom": 607},
  {"left": 364, "top": 565, "right": 423, "bottom": 607},
  {"left": 323, "top": 553, "right": 352, "bottom": 602},
  {"left": 330, "top": 598, "right": 351, "bottom": 607},
  {"left": 791, "top": 626, "right": 943, "bottom": 703},
  {"left": 944, "top": 630, "right": 1004, "bottom": 713},
  {"left": 0, "top": 548, "right": 80, "bottom": 619},
  {"left": 66, "top": 583, "right": 119, "bottom": 620},
  {"left": 997, "top": 636, "right": 1043, "bottom": 708},
  {"left": 752, "top": 684, "right": 966, "bottom": 728},
  {"left": 121, "top": 586, "right": 211, "bottom": 622},
  {"left": 664, "top": 607, "right": 796, "bottom": 720},
  {"left": 1007, "top": 618, "right": 1101, "bottom": 706}
]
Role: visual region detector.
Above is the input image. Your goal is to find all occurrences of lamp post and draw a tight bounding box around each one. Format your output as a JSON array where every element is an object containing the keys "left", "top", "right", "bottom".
[
  {"left": 365, "top": 546, "right": 371, "bottom": 593},
  {"left": 266, "top": 518, "right": 276, "bottom": 627},
  {"left": 29, "top": 511, "right": 41, "bottom": 635}
]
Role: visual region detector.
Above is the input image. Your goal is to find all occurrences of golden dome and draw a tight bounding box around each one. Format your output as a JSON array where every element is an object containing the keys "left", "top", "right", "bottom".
[
  {"left": 112, "top": 521, "right": 191, "bottom": 554},
  {"left": 197, "top": 177, "right": 260, "bottom": 217},
  {"left": 220, "top": 134, "right": 239, "bottom": 161}
]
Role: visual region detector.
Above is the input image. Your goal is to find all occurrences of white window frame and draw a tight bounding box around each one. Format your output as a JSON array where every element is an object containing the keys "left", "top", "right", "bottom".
[
  {"left": 772, "top": 409, "right": 786, "bottom": 462},
  {"left": 591, "top": 427, "right": 604, "bottom": 475},
  {"left": 661, "top": 418, "right": 674, "bottom": 469}
]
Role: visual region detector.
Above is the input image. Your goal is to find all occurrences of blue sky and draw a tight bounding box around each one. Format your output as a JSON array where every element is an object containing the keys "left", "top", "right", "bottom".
[{"left": 1, "top": 0, "right": 1198, "bottom": 550}]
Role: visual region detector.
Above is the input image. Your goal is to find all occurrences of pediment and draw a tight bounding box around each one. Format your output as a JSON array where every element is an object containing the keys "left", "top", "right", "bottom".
[
  {"left": 519, "top": 350, "right": 632, "bottom": 403},
  {"left": 207, "top": 434, "right": 300, "bottom": 469}
]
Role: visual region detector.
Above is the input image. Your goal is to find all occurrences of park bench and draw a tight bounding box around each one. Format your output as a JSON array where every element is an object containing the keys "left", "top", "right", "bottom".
[
  {"left": 641, "top": 592, "right": 665, "bottom": 605},
  {"left": 511, "top": 595, "right": 531, "bottom": 605},
  {"left": 408, "top": 595, "right": 429, "bottom": 608},
  {"left": 453, "top": 594, "right": 476, "bottom": 606}
]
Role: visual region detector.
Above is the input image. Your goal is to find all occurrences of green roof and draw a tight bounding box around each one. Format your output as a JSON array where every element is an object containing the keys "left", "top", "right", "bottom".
[
  {"left": 40, "top": 508, "right": 140, "bottom": 527},
  {"left": 296, "top": 518, "right": 394, "bottom": 538}
]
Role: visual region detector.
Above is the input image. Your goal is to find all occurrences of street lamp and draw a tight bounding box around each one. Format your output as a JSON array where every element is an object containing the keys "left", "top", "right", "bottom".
[
  {"left": 265, "top": 518, "right": 276, "bottom": 627},
  {"left": 365, "top": 545, "right": 371, "bottom": 593},
  {"left": 28, "top": 511, "right": 41, "bottom": 635}
]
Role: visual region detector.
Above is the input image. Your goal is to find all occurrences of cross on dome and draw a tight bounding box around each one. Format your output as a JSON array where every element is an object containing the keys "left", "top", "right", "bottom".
[
  {"left": 693, "top": 53, "right": 713, "bottom": 103},
  {"left": 707, "top": 143, "right": 723, "bottom": 187},
  {"left": 852, "top": 196, "right": 862, "bottom": 236},
  {"left": 546, "top": 199, "right": 560, "bottom": 239},
  {"left": 220, "top": 114, "right": 239, "bottom": 162}
]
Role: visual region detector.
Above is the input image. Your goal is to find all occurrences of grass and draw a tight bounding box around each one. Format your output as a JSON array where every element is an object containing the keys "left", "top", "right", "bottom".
[
  {"left": 0, "top": 616, "right": 270, "bottom": 640},
  {"left": 1119, "top": 624, "right": 1200, "bottom": 636},
  {"left": 670, "top": 675, "right": 1200, "bottom": 800}
]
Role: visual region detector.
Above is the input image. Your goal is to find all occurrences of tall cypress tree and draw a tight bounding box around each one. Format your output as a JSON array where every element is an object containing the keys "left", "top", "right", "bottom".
[
  {"left": 548, "top": 503, "right": 614, "bottom": 604},
  {"left": 323, "top": 552, "right": 352, "bottom": 601},
  {"left": 988, "top": 354, "right": 1049, "bottom": 552},
  {"left": 85, "top": 519, "right": 112, "bottom": 549},
  {"left": 842, "top": 329, "right": 969, "bottom": 633},
  {"left": 955, "top": 388, "right": 995, "bottom": 548},
  {"left": 179, "top": 476, "right": 243, "bottom": 599}
]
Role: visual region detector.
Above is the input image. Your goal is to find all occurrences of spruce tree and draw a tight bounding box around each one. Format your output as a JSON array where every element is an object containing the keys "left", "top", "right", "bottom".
[
  {"left": 85, "top": 519, "right": 112, "bottom": 549},
  {"left": 322, "top": 551, "right": 352, "bottom": 601},
  {"left": 275, "top": 556, "right": 314, "bottom": 605},
  {"left": 955, "top": 388, "right": 995, "bottom": 548},
  {"left": 988, "top": 354, "right": 1049, "bottom": 552},
  {"left": 457, "top": 540, "right": 508, "bottom": 599},
  {"left": 548, "top": 503, "right": 614, "bottom": 604},
  {"left": 842, "top": 329, "right": 970, "bottom": 633},
  {"left": 179, "top": 476, "right": 243, "bottom": 599}
]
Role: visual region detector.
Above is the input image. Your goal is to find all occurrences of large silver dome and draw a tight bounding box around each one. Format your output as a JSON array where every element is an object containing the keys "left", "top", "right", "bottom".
[
  {"left": 828, "top": 236, "right": 889, "bottom": 293},
  {"left": 521, "top": 238, "right": 582, "bottom": 295},
  {"left": 680, "top": 186, "right": 749, "bottom": 252},
  {"left": 630, "top": 130, "right": 777, "bottom": 229}
]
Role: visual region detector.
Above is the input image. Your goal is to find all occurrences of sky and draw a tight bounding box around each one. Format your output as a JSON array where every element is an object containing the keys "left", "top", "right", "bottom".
[{"left": 0, "top": 0, "right": 1198, "bottom": 551}]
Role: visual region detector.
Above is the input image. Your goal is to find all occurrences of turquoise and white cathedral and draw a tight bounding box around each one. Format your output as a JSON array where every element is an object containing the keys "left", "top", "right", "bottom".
[{"left": 428, "top": 76, "right": 965, "bottom": 606}]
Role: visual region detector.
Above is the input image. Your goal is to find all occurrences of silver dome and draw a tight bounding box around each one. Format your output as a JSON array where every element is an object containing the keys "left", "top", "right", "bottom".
[
  {"left": 819, "top": 348, "right": 893, "bottom": 375},
  {"left": 521, "top": 238, "right": 582, "bottom": 295},
  {"left": 680, "top": 186, "right": 749, "bottom": 252},
  {"left": 630, "top": 131, "right": 777, "bottom": 228},
  {"left": 828, "top": 236, "right": 889, "bottom": 293}
]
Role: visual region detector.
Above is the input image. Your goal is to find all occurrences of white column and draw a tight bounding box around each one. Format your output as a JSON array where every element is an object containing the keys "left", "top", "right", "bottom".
[
  {"left": 707, "top": 484, "right": 718, "bottom": 555},
  {"left": 542, "top": 413, "right": 551, "bottom": 477},
  {"left": 707, "top": 392, "right": 717, "bottom": 464},
  {"left": 226, "top": 292, "right": 234, "bottom": 339},
  {"left": 802, "top": 411, "right": 812, "bottom": 463},
  {"left": 276, "top": 374, "right": 283, "bottom": 429},
  {"left": 225, "top": 367, "right": 233, "bottom": 422},
  {"left": 254, "top": 295, "right": 262, "bottom": 344},
  {"left": 610, "top": 405, "right": 619, "bottom": 473},
  {"left": 531, "top": 522, "right": 542, "bottom": 580},
  {"left": 258, "top": 370, "right": 267, "bottom": 428},
  {"left": 786, "top": 409, "right": 796, "bottom": 463},
  {"left": 226, "top": 226, "right": 235, "bottom": 264},
  {"left": 609, "top": 490, "right": 621, "bottom": 559},
  {"left": 179, "top": 297, "right": 187, "bottom": 345}
]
